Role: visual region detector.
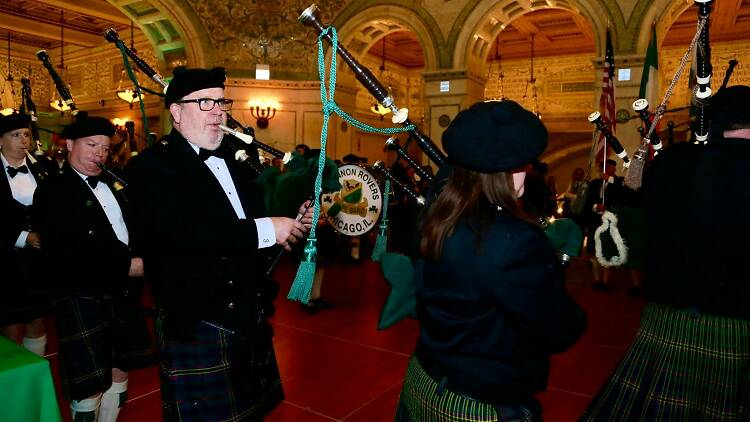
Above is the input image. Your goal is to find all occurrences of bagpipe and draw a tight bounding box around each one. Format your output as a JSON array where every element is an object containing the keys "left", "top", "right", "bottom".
[
  {"left": 298, "top": 5, "right": 440, "bottom": 234},
  {"left": 300, "top": 5, "right": 446, "bottom": 166},
  {"left": 37, "top": 50, "right": 80, "bottom": 117},
  {"left": 37, "top": 49, "right": 125, "bottom": 192},
  {"left": 586, "top": 0, "right": 716, "bottom": 192},
  {"left": 18, "top": 78, "right": 49, "bottom": 180},
  {"left": 103, "top": 28, "right": 293, "bottom": 176}
]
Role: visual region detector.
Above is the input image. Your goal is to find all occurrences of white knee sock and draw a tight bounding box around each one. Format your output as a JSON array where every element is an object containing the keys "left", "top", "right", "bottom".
[
  {"left": 22, "top": 335, "right": 47, "bottom": 357},
  {"left": 71, "top": 395, "right": 101, "bottom": 421},
  {"left": 99, "top": 380, "right": 127, "bottom": 422}
]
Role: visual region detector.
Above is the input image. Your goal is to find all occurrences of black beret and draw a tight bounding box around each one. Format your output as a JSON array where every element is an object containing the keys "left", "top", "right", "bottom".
[
  {"left": 61, "top": 116, "right": 116, "bottom": 140},
  {"left": 0, "top": 112, "right": 31, "bottom": 136},
  {"left": 710, "top": 85, "right": 750, "bottom": 131},
  {"left": 441, "top": 100, "right": 547, "bottom": 173},
  {"left": 165, "top": 66, "right": 226, "bottom": 108}
]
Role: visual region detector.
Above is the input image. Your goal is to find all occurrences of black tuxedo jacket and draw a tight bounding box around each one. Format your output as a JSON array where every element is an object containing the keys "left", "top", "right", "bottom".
[
  {"left": 0, "top": 158, "right": 48, "bottom": 270},
  {"left": 33, "top": 164, "right": 132, "bottom": 296},
  {"left": 126, "top": 129, "right": 269, "bottom": 340}
]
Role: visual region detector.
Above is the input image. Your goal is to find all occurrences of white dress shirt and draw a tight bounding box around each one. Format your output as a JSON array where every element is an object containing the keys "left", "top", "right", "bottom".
[
  {"left": 2, "top": 154, "right": 37, "bottom": 248},
  {"left": 188, "top": 142, "right": 275, "bottom": 249},
  {"left": 73, "top": 168, "right": 130, "bottom": 246}
]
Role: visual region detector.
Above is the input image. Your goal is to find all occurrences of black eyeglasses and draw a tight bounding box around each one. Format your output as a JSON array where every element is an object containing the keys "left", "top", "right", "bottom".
[{"left": 175, "top": 98, "right": 234, "bottom": 111}]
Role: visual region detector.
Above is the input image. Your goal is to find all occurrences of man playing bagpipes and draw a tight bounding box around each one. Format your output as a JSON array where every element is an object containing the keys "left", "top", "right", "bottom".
[
  {"left": 34, "top": 116, "right": 154, "bottom": 422},
  {"left": 126, "top": 67, "right": 315, "bottom": 421}
]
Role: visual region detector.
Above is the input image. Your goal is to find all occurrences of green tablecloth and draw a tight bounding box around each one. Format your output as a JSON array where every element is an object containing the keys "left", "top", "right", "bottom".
[{"left": 0, "top": 337, "right": 61, "bottom": 422}]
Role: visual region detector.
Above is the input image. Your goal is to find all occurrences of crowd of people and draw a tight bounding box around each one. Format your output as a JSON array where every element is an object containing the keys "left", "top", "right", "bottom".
[{"left": 1, "top": 65, "right": 748, "bottom": 422}]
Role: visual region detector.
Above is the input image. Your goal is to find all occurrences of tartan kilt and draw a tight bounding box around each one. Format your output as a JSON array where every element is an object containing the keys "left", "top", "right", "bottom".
[
  {"left": 156, "top": 313, "right": 284, "bottom": 422},
  {"left": 55, "top": 295, "right": 155, "bottom": 401},
  {"left": 582, "top": 303, "right": 750, "bottom": 421},
  {"left": 396, "top": 356, "right": 536, "bottom": 422}
]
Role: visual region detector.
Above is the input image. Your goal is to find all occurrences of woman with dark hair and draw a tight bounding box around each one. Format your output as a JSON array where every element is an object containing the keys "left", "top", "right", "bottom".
[{"left": 395, "top": 100, "right": 586, "bottom": 421}]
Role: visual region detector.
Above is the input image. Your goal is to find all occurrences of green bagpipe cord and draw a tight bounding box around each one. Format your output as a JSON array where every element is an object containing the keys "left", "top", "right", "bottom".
[
  {"left": 371, "top": 179, "right": 391, "bottom": 262},
  {"left": 287, "top": 26, "right": 414, "bottom": 303}
]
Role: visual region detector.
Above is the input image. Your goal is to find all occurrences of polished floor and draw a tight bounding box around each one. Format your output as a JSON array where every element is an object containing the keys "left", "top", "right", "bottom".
[{"left": 42, "top": 254, "right": 644, "bottom": 421}]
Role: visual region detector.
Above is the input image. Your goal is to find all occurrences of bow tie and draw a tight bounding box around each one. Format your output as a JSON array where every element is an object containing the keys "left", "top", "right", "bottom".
[
  {"left": 6, "top": 165, "right": 29, "bottom": 178},
  {"left": 198, "top": 148, "right": 223, "bottom": 161},
  {"left": 86, "top": 176, "right": 100, "bottom": 189}
]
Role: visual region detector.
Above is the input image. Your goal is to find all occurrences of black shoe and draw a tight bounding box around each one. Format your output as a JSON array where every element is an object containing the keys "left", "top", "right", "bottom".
[
  {"left": 300, "top": 302, "right": 318, "bottom": 314},
  {"left": 628, "top": 285, "right": 642, "bottom": 296},
  {"left": 592, "top": 281, "right": 610, "bottom": 292},
  {"left": 311, "top": 298, "right": 334, "bottom": 309}
]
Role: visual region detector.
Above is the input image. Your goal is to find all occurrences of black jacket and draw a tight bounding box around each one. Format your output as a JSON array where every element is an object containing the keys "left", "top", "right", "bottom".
[
  {"left": 415, "top": 210, "right": 586, "bottom": 405},
  {"left": 644, "top": 139, "right": 750, "bottom": 318},
  {"left": 33, "top": 164, "right": 132, "bottom": 296},
  {"left": 0, "top": 157, "right": 47, "bottom": 319},
  {"left": 126, "top": 129, "right": 271, "bottom": 340},
  {"left": 0, "top": 158, "right": 47, "bottom": 261}
]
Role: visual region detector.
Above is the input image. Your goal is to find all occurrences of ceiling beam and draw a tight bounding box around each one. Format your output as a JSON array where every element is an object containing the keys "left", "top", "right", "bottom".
[
  {"left": 137, "top": 11, "right": 164, "bottom": 24},
  {"left": 570, "top": 14, "right": 594, "bottom": 44},
  {"left": 113, "top": 0, "right": 145, "bottom": 6},
  {"left": 33, "top": 0, "right": 131, "bottom": 25},
  {"left": 711, "top": 0, "right": 743, "bottom": 32},
  {"left": 511, "top": 18, "right": 553, "bottom": 45},
  {"left": 0, "top": 13, "right": 101, "bottom": 47}
]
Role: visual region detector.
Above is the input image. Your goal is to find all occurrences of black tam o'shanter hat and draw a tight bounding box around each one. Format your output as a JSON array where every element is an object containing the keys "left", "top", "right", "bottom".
[
  {"left": 61, "top": 116, "right": 116, "bottom": 140},
  {"left": 0, "top": 112, "right": 31, "bottom": 137},
  {"left": 164, "top": 66, "right": 226, "bottom": 108},
  {"left": 441, "top": 100, "right": 548, "bottom": 173}
]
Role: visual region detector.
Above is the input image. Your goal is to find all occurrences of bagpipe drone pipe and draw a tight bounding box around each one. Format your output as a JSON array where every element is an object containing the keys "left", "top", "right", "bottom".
[
  {"left": 103, "top": 28, "right": 294, "bottom": 176},
  {"left": 614, "top": 0, "right": 715, "bottom": 190},
  {"left": 37, "top": 49, "right": 127, "bottom": 192},
  {"left": 299, "top": 4, "right": 446, "bottom": 168},
  {"left": 17, "top": 78, "right": 49, "bottom": 180}
]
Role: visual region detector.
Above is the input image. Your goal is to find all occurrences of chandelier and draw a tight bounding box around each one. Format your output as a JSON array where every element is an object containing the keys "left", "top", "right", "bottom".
[{"left": 370, "top": 37, "right": 393, "bottom": 119}]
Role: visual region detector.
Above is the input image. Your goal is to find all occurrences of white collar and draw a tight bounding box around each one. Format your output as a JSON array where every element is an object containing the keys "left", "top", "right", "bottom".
[{"left": 1, "top": 152, "right": 27, "bottom": 169}]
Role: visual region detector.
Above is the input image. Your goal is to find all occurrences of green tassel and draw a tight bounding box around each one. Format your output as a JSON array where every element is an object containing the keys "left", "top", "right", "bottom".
[
  {"left": 371, "top": 180, "right": 391, "bottom": 262},
  {"left": 287, "top": 238, "right": 317, "bottom": 304},
  {"left": 371, "top": 220, "right": 388, "bottom": 262}
]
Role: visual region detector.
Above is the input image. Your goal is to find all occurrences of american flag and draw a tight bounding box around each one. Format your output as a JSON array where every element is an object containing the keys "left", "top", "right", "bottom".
[{"left": 596, "top": 30, "right": 615, "bottom": 162}]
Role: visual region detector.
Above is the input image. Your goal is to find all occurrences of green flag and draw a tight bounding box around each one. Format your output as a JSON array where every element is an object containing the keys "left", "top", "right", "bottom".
[{"left": 639, "top": 29, "right": 659, "bottom": 105}]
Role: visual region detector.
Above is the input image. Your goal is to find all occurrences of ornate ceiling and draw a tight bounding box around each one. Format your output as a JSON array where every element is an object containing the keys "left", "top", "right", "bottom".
[
  {"left": 0, "top": 0, "right": 131, "bottom": 49},
  {"left": 1, "top": 1, "right": 748, "bottom": 75},
  {"left": 663, "top": 0, "right": 750, "bottom": 46}
]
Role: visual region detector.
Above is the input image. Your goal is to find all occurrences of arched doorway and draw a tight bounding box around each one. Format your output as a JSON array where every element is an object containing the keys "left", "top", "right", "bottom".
[
  {"left": 483, "top": 7, "right": 598, "bottom": 192},
  {"left": 353, "top": 29, "right": 427, "bottom": 166}
]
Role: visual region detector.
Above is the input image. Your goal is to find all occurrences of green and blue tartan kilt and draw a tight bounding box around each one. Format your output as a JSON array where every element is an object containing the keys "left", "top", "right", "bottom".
[
  {"left": 396, "top": 356, "right": 535, "bottom": 422},
  {"left": 582, "top": 303, "right": 750, "bottom": 421},
  {"left": 55, "top": 295, "right": 155, "bottom": 401},
  {"left": 156, "top": 313, "right": 284, "bottom": 422}
]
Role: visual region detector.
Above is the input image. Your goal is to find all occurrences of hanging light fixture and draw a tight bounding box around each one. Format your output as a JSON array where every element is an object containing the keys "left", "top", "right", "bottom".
[
  {"left": 49, "top": 11, "right": 71, "bottom": 112},
  {"left": 370, "top": 37, "right": 392, "bottom": 119},
  {"left": 485, "top": 34, "right": 507, "bottom": 102},
  {"left": 523, "top": 34, "right": 541, "bottom": 119},
  {"left": 116, "top": 21, "right": 144, "bottom": 108},
  {"left": 1, "top": 33, "right": 16, "bottom": 115}
]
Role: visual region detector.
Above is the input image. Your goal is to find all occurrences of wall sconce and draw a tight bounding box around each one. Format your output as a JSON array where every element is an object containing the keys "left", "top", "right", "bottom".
[
  {"left": 247, "top": 99, "right": 278, "bottom": 129},
  {"left": 112, "top": 117, "right": 128, "bottom": 128}
]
